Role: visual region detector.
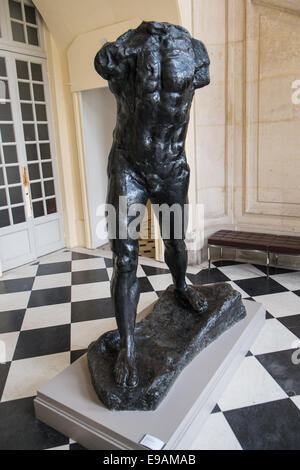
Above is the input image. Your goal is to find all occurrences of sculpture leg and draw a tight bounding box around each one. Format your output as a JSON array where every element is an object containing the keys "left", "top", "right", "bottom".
[
  {"left": 107, "top": 161, "right": 148, "bottom": 387},
  {"left": 111, "top": 239, "right": 140, "bottom": 387},
  {"left": 151, "top": 161, "right": 207, "bottom": 313}
]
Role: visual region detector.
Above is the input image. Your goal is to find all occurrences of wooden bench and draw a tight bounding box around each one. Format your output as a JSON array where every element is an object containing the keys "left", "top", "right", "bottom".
[{"left": 207, "top": 230, "right": 300, "bottom": 277}]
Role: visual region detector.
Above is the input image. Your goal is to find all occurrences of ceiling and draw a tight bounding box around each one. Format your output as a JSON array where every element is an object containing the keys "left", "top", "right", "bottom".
[{"left": 33, "top": 0, "right": 180, "bottom": 49}]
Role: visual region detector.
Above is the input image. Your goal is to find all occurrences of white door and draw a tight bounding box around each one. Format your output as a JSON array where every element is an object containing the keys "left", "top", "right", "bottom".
[{"left": 0, "top": 50, "right": 64, "bottom": 271}]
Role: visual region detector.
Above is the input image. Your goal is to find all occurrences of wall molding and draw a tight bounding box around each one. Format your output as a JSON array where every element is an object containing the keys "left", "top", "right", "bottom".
[{"left": 253, "top": 0, "right": 300, "bottom": 16}]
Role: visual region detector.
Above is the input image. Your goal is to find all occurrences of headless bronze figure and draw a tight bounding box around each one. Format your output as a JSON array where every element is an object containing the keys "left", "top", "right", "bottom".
[{"left": 94, "top": 21, "right": 210, "bottom": 388}]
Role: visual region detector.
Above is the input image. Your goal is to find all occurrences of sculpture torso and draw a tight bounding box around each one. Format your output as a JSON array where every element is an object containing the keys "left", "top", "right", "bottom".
[{"left": 95, "top": 22, "right": 210, "bottom": 176}]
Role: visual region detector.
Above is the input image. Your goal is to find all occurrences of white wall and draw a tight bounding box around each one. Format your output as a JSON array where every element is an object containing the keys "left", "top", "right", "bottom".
[{"left": 80, "top": 87, "right": 116, "bottom": 248}]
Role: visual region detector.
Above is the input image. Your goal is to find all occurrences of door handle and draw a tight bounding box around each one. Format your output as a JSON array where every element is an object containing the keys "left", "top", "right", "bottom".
[{"left": 22, "top": 167, "right": 32, "bottom": 218}]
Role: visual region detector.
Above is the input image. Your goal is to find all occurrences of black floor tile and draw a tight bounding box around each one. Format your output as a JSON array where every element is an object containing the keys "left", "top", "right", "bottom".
[
  {"left": 141, "top": 265, "right": 170, "bottom": 276},
  {"left": 72, "top": 269, "right": 109, "bottom": 285},
  {"left": 71, "top": 252, "right": 97, "bottom": 261},
  {"left": 0, "top": 363, "right": 10, "bottom": 401},
  {"left": 234, "top": 277, "right": 288, "bottom": 297},
  {"left": 246, "top": 351, "right": 253, "bottom": 357},
  {"left": 0, "top": 277, "right": 34, "bottom": 294},
  {"left": 13, "top": 324, "right": 70, "bottom": 360},
  {"left": 266, "top": 312, "right": 274, "bottom": 320},
  {"left": 104, "top": 257, "right": 113, "bottom": 268},
  {"left": 256, "top": 349, "right": 300, "bottom": 397},
  {"left": 224, "top": 399, "right": 300, "bottom": 450},
  {"left": 294, "top": 290, "right": 300, "bottom": 298},
  {"left": 71, "top": 298, "right": 114, "bottom": 323},
  {"left": 70, "top": 442, "right": 88, "bottom": 450},
  {"left": 138, "top": 277, "right": 155, "bottom": 292},
  {"left": 37, "top": 262, "right": 71, "bottom": 276},
  {"left": 278, "top": 315, "right": 300, "bottom": 339},
  {"left": 187, "top": 268, "right": 230, "bottom": 286},
  {"left": 70, "top": 349, "right": 87, "bottom": 364},
  {"left": 211, "top": 404, "right": 221, "bottom": 414},
  {"left": 0, "top": 309, "right": 25, "bottom": 334},
  {"left": 0, "top": 397, "right": 69, "bottom": 450},
  {"left": 213, "top": 260, "right": 245, "bottom": 267},
  {"left": 28, "top": 286, "right": 71, "bottom": 308},
  {"left": 254, "top": 264, "right": 296, "bottom": 276}
]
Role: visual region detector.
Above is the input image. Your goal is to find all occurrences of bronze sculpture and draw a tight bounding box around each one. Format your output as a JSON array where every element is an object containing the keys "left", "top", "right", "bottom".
[{"left": 88, "top": 21, "right": 246, "bottom": 410}]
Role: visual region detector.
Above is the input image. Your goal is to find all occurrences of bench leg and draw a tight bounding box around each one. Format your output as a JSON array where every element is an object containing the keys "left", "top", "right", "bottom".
[
  {"left": 267, "top": 251, "right": 270, "bottom": 279},
  {"left": 208, "top": 246, "right": 211, "bottom": 270},
  {"left": 275, "top": 254, "right": 279, "bottom": 266},
  {"left": 220, "top": 247, "right": 223, "bottom": 262}
]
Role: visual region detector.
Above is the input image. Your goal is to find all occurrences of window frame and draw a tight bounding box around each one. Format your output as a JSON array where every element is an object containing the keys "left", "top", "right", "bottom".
[{"left": 0, "top": 0, "right": 45, "bottom": 58}]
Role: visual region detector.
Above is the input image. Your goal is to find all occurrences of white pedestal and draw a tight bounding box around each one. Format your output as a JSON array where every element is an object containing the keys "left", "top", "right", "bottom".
[{"left": 34, "top": 300, "right": 265, "bottom": 450}]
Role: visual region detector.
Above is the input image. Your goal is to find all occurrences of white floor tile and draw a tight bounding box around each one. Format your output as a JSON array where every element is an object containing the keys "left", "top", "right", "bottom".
[
  {"left": 218, "top": 264, "right": 265, "bottom": 281},
  {"left": 271, "top": 271, "right": 300, "bottom": 291},
  {"left": 71, "top": 281, "right": 111, "bottom": 303},
  {"left": 190, "top": 412, "right": 242, "bottom": 450},
  {"left": 71, "top": 318, "right": 117, "bottom": 351},
  {"left": 107, "top": 267, "right": 113, "bottom": 281},
  {"left": 250, "top": 319, "right": 299, "bottom": 355},
  {"left": 2, "top": 264, "right": 38, "bottom": 281},
  {"left": 138, "top": 292, "right": 158, "bottom": 313},
  {"left": 148, "top": 273, "right": 174, "bottom": 291},
  {"left": 253, "top": 291, "right": 300, "bottom": 318},
  {"left": 291, "top": 395, "right": 300, "bottom": 410},
  {"left": 71, "top": 257, "right": 106, "bottom": 272},
  {"left": 38, "top": 251, "right": 72, "bottom": 264},
  {"left": 0, "top": 291, "right": 30, "bottom": 312},
  {"left": 137, "top": 265, "right": 146, "bottom": 277},
  {"left": 1, "top": 352, "right": 69, "bottom": 402},
  {"left": 46, "top": 445, "right": 70, "bottom": 450},
  {"left": 0, "top": 331, "right": 19, "bottom": 362},
  {"left": 218, "top": 356, "right": 287, "bottom": 411},
  {"left": 21, "top": 304, "right": 71, "bottom": 331},
  {"left": 32, "top": 272, "right": 71, "bottom": 291}
]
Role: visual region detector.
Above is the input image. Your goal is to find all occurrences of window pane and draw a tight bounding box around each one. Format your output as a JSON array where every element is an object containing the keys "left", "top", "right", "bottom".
[
  {"left": 0, "top": 81, "right": 10, "bottom": 100},
  {"left": 21, "top": 103, "right": 34, "bottom": 121},
  {"left": 0, "top": 58, "right": 7, "bottom": 77},
  {"left": 38, "top": 124, "right": 49, "bottom": 141},
  {"left": 39, "top": 143, "right": 51, "bottom": 159},
  {"left": 16, "top": 61, "right": 29, "bottom": 80},
  {"left": 12, "top": 205, "right": 25, "bottom": 224},
  {"left": 33, "top": 200, "right": 44, "bottom": 218},
  {"left": 25, "top": 5, "right": 36, "bottom": 24},
  {"left": 26, "top": 144, "right": 38, "bottom": 161},
  {"left": 30, "top": 182, "right": 42, "bottom": 199},
  {"left": 0, "top": 124, "right": 15, "bottom": 142},
  {"left": 28, "top": 163, "right": 40, "bottom": 180},
  {"left": 35, "top": 104, "right": 47, "bottom": 121},
  {"left": 27, "top": 26, "right": 39, "bottom": 46},
  {"left": 9, "top": 186, "right": 23, "bottom": 205},
  {"left": 9, "top": 0, "right": 23, "bottom": 20},
  {"left": 6, "top": 166, "right": 20, "bottom": 184},
  {"left": 3, "top": 145, "right": 18, "bottom": 164},
  {"left": 0, "top": 188, "right": 7, "bottom": 207},
  {"left": 44, "top": 180, "right": 55, "bottom": 197},
  {"left": 46, "top": 198, "right": 57, "bottom": 215},
  {"left": 31, "top": 63, "right": 43, "bottom": 82},
  {"left": 11, "top": 22, "right": 25, "bottom": 43},
  {"left": 0, "top": 103, "right": 12, "bottom": 121},
  {"left": 33, "top": 84, "right": 44, "bottom": 101},
  {"left": 0, "top": 209, "right": 10, "bottom": 227},
  {"left": 0, "top": 168, "right": 4, "bottom": 186},
  {"left": 18, "top": 82, "right": 31, "bottom": 100},
  {"left": 23, "top": 123, "right": 35, "bottom": 141},
  {"left": 42, "top": 162, "right": 53, "bottom": 179}
]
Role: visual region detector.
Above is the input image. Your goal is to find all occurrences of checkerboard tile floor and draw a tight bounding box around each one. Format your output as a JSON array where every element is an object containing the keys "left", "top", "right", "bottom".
[{"left": 0, "top": 248, "right": 299, "bottom": 450}]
